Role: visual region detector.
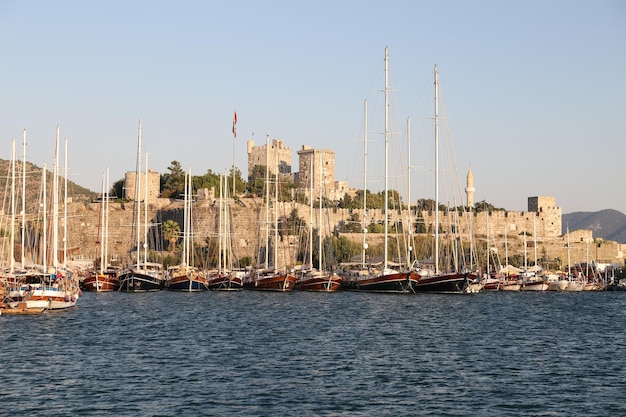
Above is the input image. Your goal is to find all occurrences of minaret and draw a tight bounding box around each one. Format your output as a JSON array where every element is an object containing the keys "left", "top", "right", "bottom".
[{"left": 465, "top": 165, "right": 475, "bottom": 208}]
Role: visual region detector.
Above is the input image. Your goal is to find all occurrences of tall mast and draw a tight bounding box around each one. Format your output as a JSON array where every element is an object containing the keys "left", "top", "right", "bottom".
[
  {"left": 383, "top": 46, "right": 389, "bottom": 272},
  {"left": 53, "top": 125, "right": 60, "bottom": 269},
  {"left": 21, "top": 129, "right": 26, "bottom": 267},
  {"left": 318, "top": 152, "right": 323, "bottom": 271},
  {"left": 264, "top": 134, "right": 270, "bottom": 269},
  {"left": 135, "top": 119, "right": 142, "bottom": 266},
  {"left": 63, "top": 137, "right": 68, "bottom": 268},
  {"left": 143, "top": 152, "right": 149, "bottom": 263},
  {"left": 42, "top": 163, "right": 47, "bottom": 273},
  {"left": 362, "top": 99, "right": 368, "bottom": 269},
  {"left": 434, "top": 65, "right": 440, "bottom": 274},
  {"left": 10, "top": 139, "right": 16, "bottom": 273},
  {"left": 308, "top": 153, "right": 314, "bottom": 269},
  {"left": 407, "top": 116, "right": 413, "bottom": 266},
  {"left": 274, "top": 143, "right": 279, "bottom": 270},
  {"left": 218, "top": 173, "right": 223, "bottom": 271},
  {"left": 105, "top": 166, "right": 110, "bottom": 271},
  {"left": 100, "top": 170, "right": 106, "bottom": 274}
]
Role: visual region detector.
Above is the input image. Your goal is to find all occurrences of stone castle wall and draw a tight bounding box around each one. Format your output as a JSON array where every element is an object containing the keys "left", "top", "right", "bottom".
[{"left": 8, "top": 197, "right": 618, "bottom": 272}]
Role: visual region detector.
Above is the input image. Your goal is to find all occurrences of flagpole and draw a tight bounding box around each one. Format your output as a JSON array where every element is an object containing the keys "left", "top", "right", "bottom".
[{"left": 232, "top": 111, "right": 237, "bottom": 198}]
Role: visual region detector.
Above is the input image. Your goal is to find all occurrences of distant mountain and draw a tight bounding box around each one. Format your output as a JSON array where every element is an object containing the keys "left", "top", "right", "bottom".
[{"left": 563, "top": 209, "right": 626, "bottom": 244}]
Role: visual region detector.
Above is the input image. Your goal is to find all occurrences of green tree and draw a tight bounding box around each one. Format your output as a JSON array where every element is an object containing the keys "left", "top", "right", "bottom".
[
  {"left": 161, "top": 161, "right": 186, "bottom": 199},
  {"left": 110, "top": 178, "right": 125, "bottom": 200},
  {"left": 162, "top": 219, "right": 181, "bottom": 252}
]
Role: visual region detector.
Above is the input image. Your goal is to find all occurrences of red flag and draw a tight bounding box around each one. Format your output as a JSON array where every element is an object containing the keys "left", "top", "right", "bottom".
[{"left": 232, "top": 111, "right": 237, "bottom": 138}]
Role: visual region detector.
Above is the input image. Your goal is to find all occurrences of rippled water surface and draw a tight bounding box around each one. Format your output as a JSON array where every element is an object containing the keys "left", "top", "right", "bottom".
[{"left": 1, "top": 291, "right": 625, "bottom": 416}]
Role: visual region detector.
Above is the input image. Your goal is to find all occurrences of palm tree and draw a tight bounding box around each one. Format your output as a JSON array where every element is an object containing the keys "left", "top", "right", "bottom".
[{"left": 162, "top": 219, "right": 181, "bottom": 252}]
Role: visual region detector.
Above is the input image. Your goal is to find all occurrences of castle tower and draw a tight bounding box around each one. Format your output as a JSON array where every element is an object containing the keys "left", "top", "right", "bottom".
[
  {"left": 246, "top": 138, "right": 292, "bottom": 180},
  {"left": 465, "top": 165, "right": 475, "bottom": 207}
]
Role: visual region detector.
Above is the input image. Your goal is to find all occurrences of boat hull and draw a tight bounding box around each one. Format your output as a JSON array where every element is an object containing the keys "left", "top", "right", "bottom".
[
  {"left": 166, "top": 275, "right": 208, "bottom": 292},
  {"left": 118, "top": 272, "right": 163, "bottom": 292},
  {"left": 413, "top": 272, "right": 470, "bottom": 293},
  {"left": 296, "top": 274, "right": 342, "bottom": 292},
  {"left": 244, "top": 272, "right": 297, "bottom": 292},
  {"left": 520, "top": 281, "right": 549, "bottom": 291},
  {"left": 344, "top": 271, "right": 419, "bottom": 293},
  {"left": 82, "top": 274, "right": 119, "bottom": 292},
  {"left": 207, "top": 275, "right": 244, "bottom": 291}
]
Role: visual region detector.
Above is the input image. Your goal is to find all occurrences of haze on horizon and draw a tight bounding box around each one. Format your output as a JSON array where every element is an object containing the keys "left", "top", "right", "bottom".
[{"left": 1, "top": 0, "right": 624, "bottom": 215}]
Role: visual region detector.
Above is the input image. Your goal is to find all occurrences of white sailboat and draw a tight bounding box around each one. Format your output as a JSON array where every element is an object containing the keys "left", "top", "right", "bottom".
[{"left": 9, "top": 126, "right": 81, "bottom": 310}]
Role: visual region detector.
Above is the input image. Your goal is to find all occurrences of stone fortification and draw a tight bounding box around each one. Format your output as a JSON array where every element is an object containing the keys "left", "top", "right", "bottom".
[
  {"left": 9, "top": 196, "right": 619, "bottom": 272},
  {"left": 246, "top": 138, "right": 292, "bottom": 178}
]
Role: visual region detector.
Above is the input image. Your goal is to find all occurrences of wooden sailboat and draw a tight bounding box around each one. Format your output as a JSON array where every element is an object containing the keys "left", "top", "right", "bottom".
[
  {"left": 244, "top": 135, "right": 297, "bottom": 291},
  {"left": 82, "top": 167, "right": 120, "bottom": 292},
  {"left": 296, "top": 153, "right": 341, "bottom": 292},
  {"left": 118, "top": 120, "right": 165, "bottom": 292},
  {"left": 166, "top": 169, "right": 208, "bottom": 291},
  {"left": 342, "top": 48, "right": 419, "bottom": 293},
  {"left": 207, "top": 173, "right": 244, "bottom": 290},
  {"left": 413, "top": 65, "right": 471, "bottom": 293}
]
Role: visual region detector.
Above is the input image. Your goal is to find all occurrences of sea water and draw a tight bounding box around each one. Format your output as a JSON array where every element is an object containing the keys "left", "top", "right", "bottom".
[{"left": 1, "top": 290, "right": 625, "bottom": 416}]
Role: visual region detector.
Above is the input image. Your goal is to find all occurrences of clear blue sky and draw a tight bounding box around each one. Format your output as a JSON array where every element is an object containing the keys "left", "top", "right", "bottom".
[{"left": 1, "top": 0, "right": 624, "bottom": 214}]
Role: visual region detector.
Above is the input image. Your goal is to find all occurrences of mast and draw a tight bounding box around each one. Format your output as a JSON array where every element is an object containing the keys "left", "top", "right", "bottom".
[
  {"left": 135, "top": 119, "right": 142, "bottom": 266},
  {"left": 53, "top": 125, "right": 60, "bottom": 269},
  {"left": 143, "top": 152, "right": 149, "bottom": 263},
  {"left": 10, "top": 139, "right": 16, "bottom": 273},
  {"left": 362, "top": 99, "right": 368, "bottom": 269},
  {"left": 504, "top": 224, "right": 509, "bottom": 276},
  {"left": 406, "top": 116, "right": 413, "bottom": 267},
  {"left": 184, "top": 170, "right": 190, "bottom": 267},
  {"left": 383, "top": 46, "right": 389, "bottom": 272},
  {"left": 105, "top": 166, "right": 110, "bottom": 271},
  {"left": 99, "top": 170, "right": 106, "bottom": 274},
  {"left": 218, "top": 173, "right": 223, "bottom": 271},
  {"left": 21, "top": 129, "right": 26, "bottom": 267},
  {"left": 434, "top": 65, "right": 440, "bottom": 274},
  {"left": 63, "top": 137, "right": 68, "bottom": 268},
  {"left": 274, "top": 143, "right": 279, "bottom": 270},
  {"left": 264, "top": 134, "right": 270, "bottom": 269},
  {"left": 308, "top": 153, "right": 314, "bottom": 269},
  {"left": 318, "top": 152, "right": 323, "bottom": 271},
  {"left": 42, "top": 163, "right": 47, "bottom": 273}
]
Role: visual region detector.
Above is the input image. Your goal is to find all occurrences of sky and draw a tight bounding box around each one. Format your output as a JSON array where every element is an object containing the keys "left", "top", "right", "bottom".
[{"left": 0, "top": 0, "right": 624, "bottom": 214}]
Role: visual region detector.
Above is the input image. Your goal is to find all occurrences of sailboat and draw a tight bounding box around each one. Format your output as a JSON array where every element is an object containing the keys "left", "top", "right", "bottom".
[
  {"left": 118, "top": 120, "right": 165, "bottom": 292},
  {"left": 412, "top": 65, "right": 472, "bottom": 293},
  {"left": 206, "top": 173, "right": 244, "bottom": 290},
  {"left": 82, "top": 168, "right": 120, "bottom": 292},
  {"left": 166, "top": 169, "right": 208, "bottom": 291},
  {"left": 296, "top": 152, "right": 341, "bottom": 292},
  {"left": 341, "top": 48, "right": 419, "bottom": 293},
  {"left": 244, "top": 135, "right": 297, "bottom": 291},
  {"left": 8, "top": 127, "right": 81, "bottom": 310}
]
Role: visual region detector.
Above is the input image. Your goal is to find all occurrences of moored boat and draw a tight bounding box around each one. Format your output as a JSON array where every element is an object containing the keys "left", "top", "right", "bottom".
[
  {"left": 118, "top": 262, "right": 165, "bottom": 292},
  {"left": 82, "top": 267, "right": 120, "bottom": 292},
  {"left": 296, "top": 269, "right": 342, "bottom": 292},
  {"left": 206, "top": 270, "right": 245, "bottom": 291},
  {"left": 244, "top": 269, "right": 297, "bottom": 292},
  {"left": 165, "top": 265, "right": 207, "bottom": 292}
]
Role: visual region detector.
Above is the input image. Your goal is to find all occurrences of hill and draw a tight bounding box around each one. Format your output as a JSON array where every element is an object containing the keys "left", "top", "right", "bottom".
[
  {"left": 0, "top": 159, "right": 96, "bottom": 211},
  {"left": 563, "top": 209, "right": 626, "bottom": 244}
]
